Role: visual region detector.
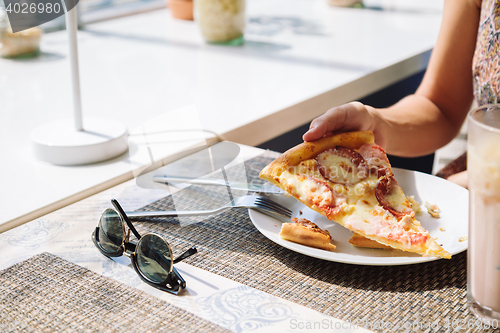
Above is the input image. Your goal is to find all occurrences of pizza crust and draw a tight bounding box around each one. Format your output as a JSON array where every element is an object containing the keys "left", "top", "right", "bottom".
[{"left": 280, "top": 218, "right": 336, "bottom": 251}]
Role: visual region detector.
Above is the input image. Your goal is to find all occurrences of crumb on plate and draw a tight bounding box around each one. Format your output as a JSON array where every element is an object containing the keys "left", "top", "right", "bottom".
[
  {"left": 425, "top": 201, "right": 441, "bottom": 218},
  {"left": 407, "top": 196, "right": 421, "bottom": 214},
  {"left": 459, "top": 236, "right": 468, "bottom": 242}
]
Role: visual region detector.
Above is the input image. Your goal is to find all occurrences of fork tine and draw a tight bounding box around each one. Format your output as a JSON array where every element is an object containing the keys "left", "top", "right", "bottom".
[
  {"left": 254, "top": 208, "right": 291, "bottom": 222},
  {"left": 254, "top": 196, "right": 292, "bottom": 213},
  {"left": 254, "top": 197, "right": 292, "bottom": 217},
  {"left": 254, "top": 197, "right": 292, "bottom": 215},
  {"left": 260, "top": 206, "right": 292, "bottom": 219}
]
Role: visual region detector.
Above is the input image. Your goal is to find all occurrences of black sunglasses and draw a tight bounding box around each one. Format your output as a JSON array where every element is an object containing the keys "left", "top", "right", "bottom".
[{"left": 92, "top": 199, "right": 197, "bottom": 294}]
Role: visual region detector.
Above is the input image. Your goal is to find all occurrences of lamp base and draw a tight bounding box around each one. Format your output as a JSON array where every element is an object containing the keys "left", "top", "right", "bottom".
[{"left": 31, "top": 118, "right": 129, "bottom": 165}]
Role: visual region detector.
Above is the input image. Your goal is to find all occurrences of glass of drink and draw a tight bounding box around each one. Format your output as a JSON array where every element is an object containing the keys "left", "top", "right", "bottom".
[{"left": 468, "top": 104, "right": 500, "bottom": 325}]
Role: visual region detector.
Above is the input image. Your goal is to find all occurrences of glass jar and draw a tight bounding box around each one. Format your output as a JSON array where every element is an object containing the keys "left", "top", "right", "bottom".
[
  {"left": 0, "top": 8, "right": 42, "bottom": 58},
  {"left": 326, "top": 0, "right": 362, "bottom": 7},
  {"left": 195, "top": 0, "right": 245, "bottom": 45},
  {"left": 0, "top": 7, "right": 6, "bottom": 43}
]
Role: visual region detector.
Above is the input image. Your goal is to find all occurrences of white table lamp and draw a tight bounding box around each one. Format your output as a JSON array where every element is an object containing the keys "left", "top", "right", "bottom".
[{"left": 31, "top": 6, "right": 128, "bottom": 165}]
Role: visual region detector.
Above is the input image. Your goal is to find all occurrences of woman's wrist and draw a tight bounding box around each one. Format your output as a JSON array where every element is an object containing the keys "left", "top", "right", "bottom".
[{"left": 363, "top": 104, "right": 388, "bottom": 150}]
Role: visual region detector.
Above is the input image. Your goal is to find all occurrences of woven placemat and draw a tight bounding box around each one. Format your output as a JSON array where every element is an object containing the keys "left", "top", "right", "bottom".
[
  {"left": 0, "top": 252, "right": 228, "bottom": 333},
  {"left": 136, "top": 153, "right": 486, "bottom": 332}
]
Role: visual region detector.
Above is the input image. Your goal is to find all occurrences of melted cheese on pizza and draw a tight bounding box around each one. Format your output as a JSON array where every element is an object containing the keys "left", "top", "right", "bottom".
[
  {"left": 386, "top": 188, "right": 412, "bottom": 213},
  {"left": 278, "top": 172, "right": 339, "bottom": 208},
  {"left": 343, "top": 203, "right": 427, "bottom": 248}
]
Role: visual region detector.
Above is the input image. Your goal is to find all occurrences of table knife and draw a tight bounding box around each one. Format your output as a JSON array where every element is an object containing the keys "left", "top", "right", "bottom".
[{"left": 153, "top": 176, "right": 284, "bottom": 195}]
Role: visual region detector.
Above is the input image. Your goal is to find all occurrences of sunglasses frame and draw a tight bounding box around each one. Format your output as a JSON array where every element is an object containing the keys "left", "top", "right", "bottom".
[{"left": 92, "top": 199, "right": 197, "bottom": 295}]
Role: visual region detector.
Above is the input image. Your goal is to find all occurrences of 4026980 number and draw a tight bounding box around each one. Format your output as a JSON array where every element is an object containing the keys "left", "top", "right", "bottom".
[{"left": 5, "top": 2, "right": 61, "bottom": 14}]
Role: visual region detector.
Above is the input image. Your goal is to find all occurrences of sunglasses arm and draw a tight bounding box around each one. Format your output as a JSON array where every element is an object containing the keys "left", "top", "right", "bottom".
[
  {"left": 170, "top": 266, "right": 186, "bottom": 291},
  {"left": 111, "top": 199, "right": 142, "bottom": 240},
  {"left": 173, "top": 247, "right": 197, "bottom": 264}
]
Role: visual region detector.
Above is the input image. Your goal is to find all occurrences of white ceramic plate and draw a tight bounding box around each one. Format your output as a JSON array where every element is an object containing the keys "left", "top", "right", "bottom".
[{"left": 249, "top": 168, "right": 469, "bottom": 266}]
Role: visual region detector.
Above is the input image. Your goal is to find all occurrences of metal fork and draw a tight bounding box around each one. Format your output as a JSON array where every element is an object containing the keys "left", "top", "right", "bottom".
[{"left": 125, "top": 195, "right": 292, "bottom": 221}]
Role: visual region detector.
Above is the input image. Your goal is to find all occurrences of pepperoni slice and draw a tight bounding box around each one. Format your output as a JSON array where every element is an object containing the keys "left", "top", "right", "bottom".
[
  {"left": 316, "top": 146, "right": 368, "bottom": 185},
  {"left": 358, "top": 143, "right": 392, "bottom": 177},
  {"left": 375, "top": 176, "right": 414, "bottom": 218}
]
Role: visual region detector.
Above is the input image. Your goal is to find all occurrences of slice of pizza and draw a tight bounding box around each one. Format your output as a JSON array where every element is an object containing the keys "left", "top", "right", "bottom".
[
  {"left": 259, "top": 131, "right": 451, "bottom": 259},
  {"left": 280, "top": 217, "right": 336, "bottom": 251}
]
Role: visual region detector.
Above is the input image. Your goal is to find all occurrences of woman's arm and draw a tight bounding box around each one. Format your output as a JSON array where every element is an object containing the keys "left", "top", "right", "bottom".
[{"left": 304, "top": 0, "right": 481, "bottom": 157}]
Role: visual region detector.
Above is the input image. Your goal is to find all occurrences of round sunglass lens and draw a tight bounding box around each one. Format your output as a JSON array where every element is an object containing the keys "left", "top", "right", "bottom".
[
  {"left": 98, "top": 209, "right": 124, "bottom": 253},
  {"left": 136, "top": 234, "right": 172, "bottom": 283}
]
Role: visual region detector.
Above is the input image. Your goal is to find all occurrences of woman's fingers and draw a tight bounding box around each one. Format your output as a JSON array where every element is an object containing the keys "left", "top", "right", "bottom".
[
  {"left": 302, "top": 102, "right": 371, "bottom": 142},
  {"left": 446, "top": 170, "right": 468, "bottom": 189},
  {"left": 302, "top": 118, "right": 331, "bottom": 142}
]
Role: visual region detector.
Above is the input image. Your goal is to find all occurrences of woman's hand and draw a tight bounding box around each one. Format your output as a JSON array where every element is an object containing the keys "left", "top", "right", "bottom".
[{"left": 302, "top": 101, "right": 384, "bottom": 145}]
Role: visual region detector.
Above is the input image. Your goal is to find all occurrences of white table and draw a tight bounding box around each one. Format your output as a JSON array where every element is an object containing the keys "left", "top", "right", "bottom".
[{"left": 0, "top": 0, "right": 443, "bottom": 230}]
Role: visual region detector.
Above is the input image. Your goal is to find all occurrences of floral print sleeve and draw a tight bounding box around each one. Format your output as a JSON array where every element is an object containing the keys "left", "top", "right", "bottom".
[{"left": 473, "top": 0, "right": 500, "bottom": 106}]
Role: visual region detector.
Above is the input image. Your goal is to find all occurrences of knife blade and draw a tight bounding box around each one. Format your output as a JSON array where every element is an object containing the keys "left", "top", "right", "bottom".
[{"left": 153, "top": 176, "right": 284, "bottom": 194}]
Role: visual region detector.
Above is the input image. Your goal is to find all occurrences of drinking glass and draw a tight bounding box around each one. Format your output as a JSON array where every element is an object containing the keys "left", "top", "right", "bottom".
[{"left": 468, "top": 104, "right": 500, "bottom": 326}]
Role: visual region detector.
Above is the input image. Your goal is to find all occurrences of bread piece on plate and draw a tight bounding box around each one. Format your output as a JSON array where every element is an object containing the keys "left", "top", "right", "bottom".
[
  {"left": 280, "top": 218, "right": 336, "bottom": 251},
  {"left": 259, "top": 131, "right": 451, "bottom": 259}
]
